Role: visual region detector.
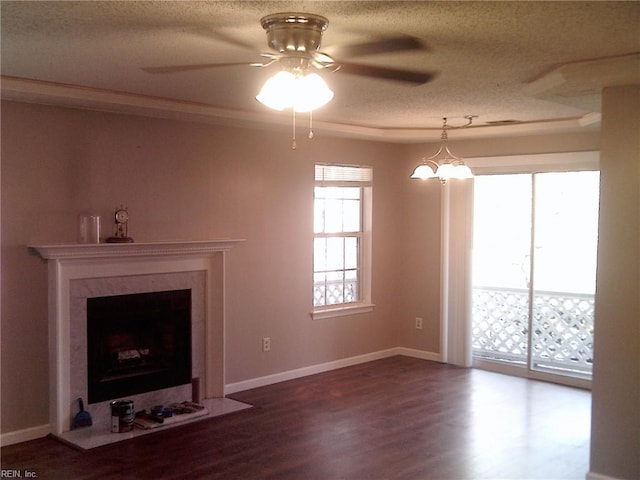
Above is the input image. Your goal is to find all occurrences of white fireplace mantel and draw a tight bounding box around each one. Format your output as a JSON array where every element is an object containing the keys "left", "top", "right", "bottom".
[
  {"left": 30, "top": 239, "right": 244, "bottom": 260},
  {"left": 30, "top": 239, "right": 245, "bottom": 439}
]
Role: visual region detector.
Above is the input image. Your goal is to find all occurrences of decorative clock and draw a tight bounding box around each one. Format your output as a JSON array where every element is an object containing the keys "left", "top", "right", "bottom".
[{"left": 106, "top": 206, "right": 134, "bottom": 243}]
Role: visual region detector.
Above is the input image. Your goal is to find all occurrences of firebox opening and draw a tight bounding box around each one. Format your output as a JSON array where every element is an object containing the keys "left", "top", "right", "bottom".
[{"left": 87, "top": 289, "right": 192, "bottom": 404}]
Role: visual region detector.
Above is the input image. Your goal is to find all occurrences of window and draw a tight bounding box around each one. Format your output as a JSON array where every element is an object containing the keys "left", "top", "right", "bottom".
[
  {"left": 471, "top": 171, "right": 600, "bottom": 380},
  {"left": 313, "top": 164, "right": 373, "bottom": 318},
  {"left": 440, "top": 150, "right": 599, "bottom": 388}
]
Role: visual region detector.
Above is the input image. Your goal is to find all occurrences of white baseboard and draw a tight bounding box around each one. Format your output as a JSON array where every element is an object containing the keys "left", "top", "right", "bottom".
[
  {"left": 0, "top": 423, "right": 50, "bottom": 447},
  {"left": 586, "top": 472, "right": 623, "bottom": 480},
  {"left": 224, "top": 348, "right": 397, "bottom": 394},
  {"left": 1, "top": 348, "right": 440, "bottom": 445},
  {"left": 395, "top": 347, "right": 442, "bottom": 363},
  {"left": 224, "top": 347, "right": 440, "bottom": 394}
]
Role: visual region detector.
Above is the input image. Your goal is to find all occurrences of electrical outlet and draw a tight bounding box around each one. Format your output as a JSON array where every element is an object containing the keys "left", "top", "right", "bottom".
[
  {"left": 262, "top": 337, "right": 271, "bottom": 352},
  {"left": 415, "top": 317, "right": 423, "bottom": 330}
]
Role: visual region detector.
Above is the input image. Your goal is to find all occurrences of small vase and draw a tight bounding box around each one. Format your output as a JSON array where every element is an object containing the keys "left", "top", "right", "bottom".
[{"left": 78, "top": 212, "right": 101, "bottom": 244}]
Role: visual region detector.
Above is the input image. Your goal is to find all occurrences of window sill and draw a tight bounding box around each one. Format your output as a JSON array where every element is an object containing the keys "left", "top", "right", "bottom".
[{"left": 311, "top": 303, "right": 375, "bottom": 320}]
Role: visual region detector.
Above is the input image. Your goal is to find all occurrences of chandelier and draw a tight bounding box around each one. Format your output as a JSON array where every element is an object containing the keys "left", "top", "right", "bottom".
[{"left": 410, "top": 116, "right": 476, "bottom": 183}]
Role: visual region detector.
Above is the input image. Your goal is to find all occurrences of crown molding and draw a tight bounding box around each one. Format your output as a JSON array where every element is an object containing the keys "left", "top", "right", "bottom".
[{"left": 2, "top": 76, "right": 599, "bottom": 143}]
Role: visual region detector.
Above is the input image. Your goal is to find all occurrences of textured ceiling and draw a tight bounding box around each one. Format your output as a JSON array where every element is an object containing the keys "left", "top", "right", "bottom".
[{"left": 1, "top": 1, "right": 639, "bottom": 140}]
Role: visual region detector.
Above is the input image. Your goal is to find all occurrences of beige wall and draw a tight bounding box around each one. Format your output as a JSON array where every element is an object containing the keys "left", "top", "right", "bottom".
[{"left": 590, "top": 86, "right": 640, "bottom": 480}]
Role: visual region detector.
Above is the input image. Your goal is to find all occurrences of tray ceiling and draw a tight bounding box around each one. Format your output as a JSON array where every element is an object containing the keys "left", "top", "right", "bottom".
[{"left": 2, "top": 1, "right": 639, "bottom": 141}]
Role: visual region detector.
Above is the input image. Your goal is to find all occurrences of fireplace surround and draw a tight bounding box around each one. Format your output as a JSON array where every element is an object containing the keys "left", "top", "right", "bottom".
[{"left": 30, "top": 240, "right": 245, "bottom": 447}]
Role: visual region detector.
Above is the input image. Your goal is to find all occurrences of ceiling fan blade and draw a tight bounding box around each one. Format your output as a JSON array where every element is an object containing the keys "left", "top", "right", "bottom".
[
  {"left": 336, "top": 62, "right": 436, "bottom": 84},
  {"left": 201, "top": 30, "right": 259, "bottom": 51},
  {"left": 326, "top": 35, "right": 427, "bottom": 59},
  {"left": 142, "top": 62, "right": 252, "bottom": 74}
]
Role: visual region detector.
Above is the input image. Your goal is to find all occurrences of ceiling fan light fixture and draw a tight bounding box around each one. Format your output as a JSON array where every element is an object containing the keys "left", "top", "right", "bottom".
[
  {"left": 256, "top": 71, "right": 296, "bottom": 110},
  {"left": 256, "top": 70, "right": 333, "bottom": 112},
  {"left": 260, "top": 13, "right": 329, "bottom": 54},
  {"left": 295, "top": 72, "right": 334, "bottom": 112}
]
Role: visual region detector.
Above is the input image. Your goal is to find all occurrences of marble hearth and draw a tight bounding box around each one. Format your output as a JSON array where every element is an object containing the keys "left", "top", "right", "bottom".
[{"left": 30, "top": 240, "right": 247, "bottom": 448}]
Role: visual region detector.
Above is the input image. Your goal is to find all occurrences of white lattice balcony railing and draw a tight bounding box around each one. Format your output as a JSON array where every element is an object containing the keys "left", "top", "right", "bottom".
[
  {"left": 472, "top": 286, "right": 594, "bottom": 377},
  {"left": 313, "top": 279, "right": 358, "bottom": 307}
]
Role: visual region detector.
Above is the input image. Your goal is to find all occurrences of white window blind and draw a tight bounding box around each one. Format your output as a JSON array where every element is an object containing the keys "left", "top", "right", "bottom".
[{"left": 315, "top": 164, "right": 373, "bottom": 184}]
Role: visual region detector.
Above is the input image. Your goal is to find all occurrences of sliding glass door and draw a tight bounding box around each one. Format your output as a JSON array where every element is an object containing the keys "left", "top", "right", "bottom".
[{"left": 471, "top": 171, "right": 599, "bottom": 381}]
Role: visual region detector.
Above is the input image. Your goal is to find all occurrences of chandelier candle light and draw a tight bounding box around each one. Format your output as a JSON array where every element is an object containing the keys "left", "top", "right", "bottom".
[{"left": 410, "top": 116, "right": 476, "bottom": 183}]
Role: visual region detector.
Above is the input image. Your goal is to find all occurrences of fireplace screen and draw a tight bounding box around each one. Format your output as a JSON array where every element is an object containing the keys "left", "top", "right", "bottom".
[{"left": 87, "top": 289, "right": 191, "bottom": 404}]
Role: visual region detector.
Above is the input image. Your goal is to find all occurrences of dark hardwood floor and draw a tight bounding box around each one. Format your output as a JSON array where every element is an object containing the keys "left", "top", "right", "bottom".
[{"left": 1, "top": 356, "right": 591, "bottom": 479}]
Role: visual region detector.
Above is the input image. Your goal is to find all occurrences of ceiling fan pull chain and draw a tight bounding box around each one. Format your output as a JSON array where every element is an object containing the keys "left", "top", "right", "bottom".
[
  {"left": 309, "top": 110, "right": 315, "bottom": 139},
  {"left": 291, "top": 109, "right": 297, "bottom": 150}
]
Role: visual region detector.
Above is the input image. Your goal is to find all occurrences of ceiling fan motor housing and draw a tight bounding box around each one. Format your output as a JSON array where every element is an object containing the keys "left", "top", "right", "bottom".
[{"left": 260, "top": 13, "right": 329, "bottom": 54}]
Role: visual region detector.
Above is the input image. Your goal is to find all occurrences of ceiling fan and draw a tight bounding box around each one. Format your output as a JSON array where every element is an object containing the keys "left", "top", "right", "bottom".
[{"left": 142, "top": 12, "right": 436, "bottom": 85}]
